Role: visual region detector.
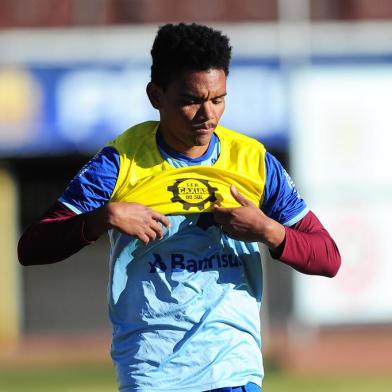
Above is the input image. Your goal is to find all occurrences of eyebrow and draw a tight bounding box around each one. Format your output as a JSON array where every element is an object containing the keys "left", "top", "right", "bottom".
[{"left": 180, "top": 92, "right": 227, "bottom": 101}]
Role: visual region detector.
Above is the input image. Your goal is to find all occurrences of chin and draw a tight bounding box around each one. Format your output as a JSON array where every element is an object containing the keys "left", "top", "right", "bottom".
[
  {"left": 193, "top": 134, "right": 212, "bottom": 146},
  {"left": 193, "top": 128, "right": 214, "bottom": 143}
]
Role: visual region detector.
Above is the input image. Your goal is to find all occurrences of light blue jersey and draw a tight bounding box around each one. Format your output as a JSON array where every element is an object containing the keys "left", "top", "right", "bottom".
[{"left": 59, "top": 132, "right": 307, "bottom": 391}]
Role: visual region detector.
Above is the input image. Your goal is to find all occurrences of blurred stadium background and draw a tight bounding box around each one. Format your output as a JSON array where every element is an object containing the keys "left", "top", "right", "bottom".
[{"left": 1, "top": 0, "right": 392, "bottom": 390}]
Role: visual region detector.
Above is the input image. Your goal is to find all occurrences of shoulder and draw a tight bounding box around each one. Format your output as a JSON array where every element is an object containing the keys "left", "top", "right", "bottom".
[
  {"left": 108, "top": 121, "right": 159, "bottom": 154},
  {"left": 58, "top": 146, "right": 120, "bottom": 214},
  {"left": 215, "top": 124, "right": 266, "bottom": 152},
  {"left": 262, "top": 151, "right": 308, "bottom": 226}
]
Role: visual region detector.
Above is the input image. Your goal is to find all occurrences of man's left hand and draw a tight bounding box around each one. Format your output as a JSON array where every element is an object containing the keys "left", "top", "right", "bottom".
[{"left": 212, "top": 185, "right": 285, "bottom": 249}]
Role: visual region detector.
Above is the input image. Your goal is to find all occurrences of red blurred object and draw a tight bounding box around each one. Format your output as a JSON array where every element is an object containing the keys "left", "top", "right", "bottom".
[
  {"left": 311, "top": 0, "right": 392, "bottom": 21},
  {"left": 0, "top": 0, "right": 73, "bottom": 28}
]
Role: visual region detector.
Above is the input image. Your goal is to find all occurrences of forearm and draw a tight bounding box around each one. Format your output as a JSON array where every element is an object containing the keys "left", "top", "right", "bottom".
[
  {"left": 18, "top": 201, "right": 170, "bottom": 266},
  {"left": 271, "top": 211, "right": 341, "bottom": 277},
  {"left": 258, "top": 217, "right": 286, "bottom": 250},
  {"left": 18, "top": 202, "right": 95, "bottom": 266},
  {"left": 84, "top": 205, "right": 111, "bottom": 241}
]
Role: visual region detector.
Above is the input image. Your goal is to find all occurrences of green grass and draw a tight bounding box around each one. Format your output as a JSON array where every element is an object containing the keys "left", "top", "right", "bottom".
[
  {"left": 0, "top": 363, "right": 391, "bottom": 392},
  {"left": 0, "top": 364, "right": 117, "bottom": 392},
  {"left": 265, "top": 372, "right": 392, "bottom": 392}
]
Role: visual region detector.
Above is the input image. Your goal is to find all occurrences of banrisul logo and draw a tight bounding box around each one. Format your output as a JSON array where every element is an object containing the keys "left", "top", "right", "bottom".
[
  {"left": 148, "top": 253, "right": 242, "bottom": 273},
  {"left": 167, "top": 178, "right": 217, "bottom": 211}
]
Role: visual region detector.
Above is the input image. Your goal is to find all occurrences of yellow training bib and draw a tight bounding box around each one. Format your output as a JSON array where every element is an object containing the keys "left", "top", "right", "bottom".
[{"left": 108, "top": 121, "right": 266, "bottom": 215}]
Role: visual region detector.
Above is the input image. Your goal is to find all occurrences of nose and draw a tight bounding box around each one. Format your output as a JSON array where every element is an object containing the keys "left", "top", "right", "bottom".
[{"left": 198, "top": 101, "right": 214, "bottom": 121}]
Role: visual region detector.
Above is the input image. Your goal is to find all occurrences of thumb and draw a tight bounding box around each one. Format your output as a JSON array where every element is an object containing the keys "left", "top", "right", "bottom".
[{"left": 230, "top": 185, "right": 253, "bottom": 207}]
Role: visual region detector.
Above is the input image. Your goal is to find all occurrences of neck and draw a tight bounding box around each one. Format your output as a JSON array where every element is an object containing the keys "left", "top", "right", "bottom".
[
  {"left": 180, "top": 145, "right": 209, "bottom": 159},
  {"left": 157, "top": 130, "right": 210, "bottom": 159}
]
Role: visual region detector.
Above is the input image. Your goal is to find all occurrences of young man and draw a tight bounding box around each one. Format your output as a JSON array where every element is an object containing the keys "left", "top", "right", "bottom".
[{"left": 18, "top": 23, "right": 341, "bottom": 392}]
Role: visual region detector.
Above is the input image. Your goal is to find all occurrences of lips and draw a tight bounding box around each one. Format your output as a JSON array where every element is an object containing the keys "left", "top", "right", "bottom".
[
  {"left": 193, "top": 128, "right": 211, "bottom": 135},
  {"left": 191, "top": 122, "right": 216, "bottom": 132}
]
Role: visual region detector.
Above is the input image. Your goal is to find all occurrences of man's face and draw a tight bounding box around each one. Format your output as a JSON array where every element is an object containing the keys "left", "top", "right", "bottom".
[{"left": 149, "top": 68, "right": 227, "bottom": 158}]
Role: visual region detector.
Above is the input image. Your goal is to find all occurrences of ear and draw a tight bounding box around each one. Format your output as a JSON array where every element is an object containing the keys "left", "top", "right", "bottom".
[{"left": 146, "top": 82, "right": 163, "bottom": 109}]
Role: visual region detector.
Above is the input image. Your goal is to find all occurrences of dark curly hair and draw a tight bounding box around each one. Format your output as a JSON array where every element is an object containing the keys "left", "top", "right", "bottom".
[{"left": 150, "top": 23, "right": 232, "bottom": 88}]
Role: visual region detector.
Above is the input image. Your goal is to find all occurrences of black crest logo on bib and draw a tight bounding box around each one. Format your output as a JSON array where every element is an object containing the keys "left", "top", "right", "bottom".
[{"left": 167, "top": 178, "right": 218, "bottom": 211}]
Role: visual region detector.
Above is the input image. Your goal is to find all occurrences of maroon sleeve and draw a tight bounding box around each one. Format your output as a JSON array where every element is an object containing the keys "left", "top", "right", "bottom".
[
  {"left": 18, "top": 202, "right": 94, "bottom": 266},
  {"left": 271, "top": 210, "right": 341, "bottom": 277}
]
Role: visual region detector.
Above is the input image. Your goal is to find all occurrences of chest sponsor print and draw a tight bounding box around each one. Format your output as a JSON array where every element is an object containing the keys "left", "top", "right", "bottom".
[{"left": 148, "top": 252, "right": 242, "bottom": 273}]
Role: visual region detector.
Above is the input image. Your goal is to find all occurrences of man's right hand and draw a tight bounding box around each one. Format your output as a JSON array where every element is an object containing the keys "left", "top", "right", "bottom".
[{"left": 85, "top": 202, "right": 171, "bottom": 245}]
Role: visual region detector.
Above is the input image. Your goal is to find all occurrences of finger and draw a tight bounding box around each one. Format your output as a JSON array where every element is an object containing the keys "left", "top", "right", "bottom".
[
  {"left": 151, "top": 210, "right": 171, "bottom": 228},
  {"left": 220, "top": 224, "right": 236, "bottom": 238},
  {"left": 145, "top": 228, "right": 157, "bottom": 242},
  {"left": 230, "top": 185, "right": 253, "bottom": 207},
  {"left": 150, "top": 220, "right": 164, "bottom": 239},
  {"left": 138, "top": 233, "right": 150, "bottom": 245},
  {"left": 220, "top": 224, "right": 243, "bottom": 240},
  {"left": 212, "top": 207, "right": 234, "bottom": 224},
  {"left": 212, "top": 204, "right": 236, "bottom": 214}
]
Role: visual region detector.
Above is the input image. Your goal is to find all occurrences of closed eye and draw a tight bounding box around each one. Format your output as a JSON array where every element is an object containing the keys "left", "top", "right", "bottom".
[
  {"left": 212, "top": 98, "right": 224, "bottom": 105},
  {"left": 181, "top": 99, "right": 199, "bottom": 106}
]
